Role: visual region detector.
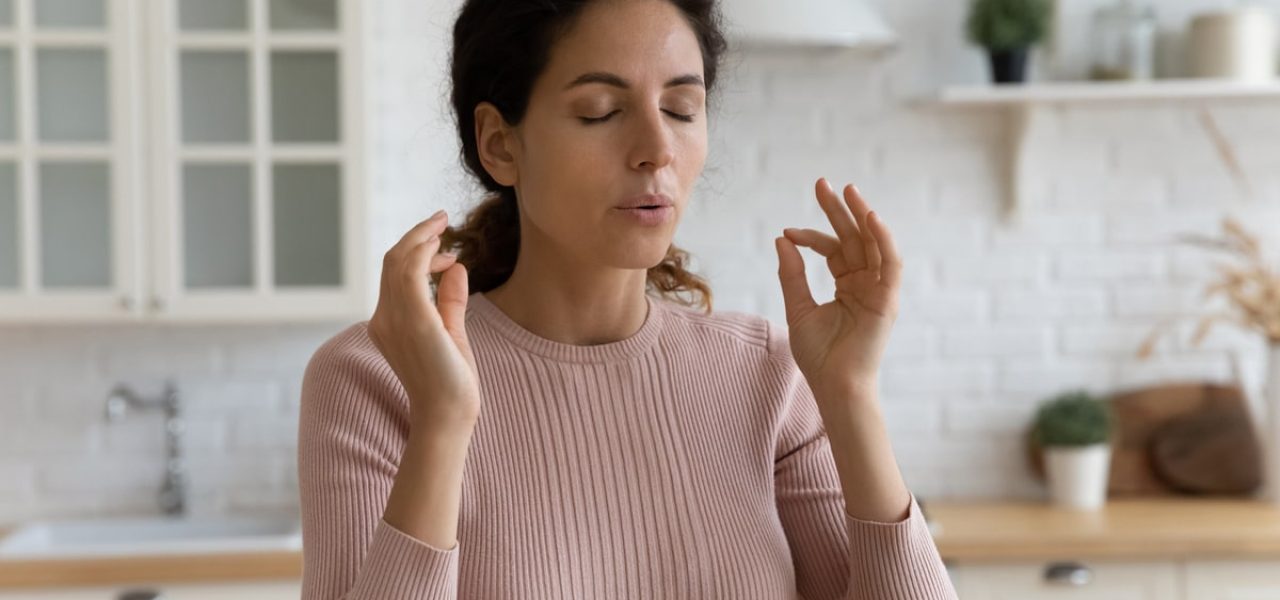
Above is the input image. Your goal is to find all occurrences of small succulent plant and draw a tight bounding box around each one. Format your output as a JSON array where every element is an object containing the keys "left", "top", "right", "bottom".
[{"left": 1031, "top": 389, "right": 1113, "bottom": 447}]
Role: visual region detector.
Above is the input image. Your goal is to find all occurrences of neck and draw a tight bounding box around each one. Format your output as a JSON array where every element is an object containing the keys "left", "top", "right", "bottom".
[{"left": 481, "top": 266, "right": 651, "bottom": 347}]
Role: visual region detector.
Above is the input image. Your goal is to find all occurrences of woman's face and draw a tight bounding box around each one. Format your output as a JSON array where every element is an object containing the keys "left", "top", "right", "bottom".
[{"left": 493, "top": 0, "right": 709, "bottom": 272}]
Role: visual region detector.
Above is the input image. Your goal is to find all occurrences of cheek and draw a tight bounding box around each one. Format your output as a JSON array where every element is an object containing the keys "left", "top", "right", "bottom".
[
  {"left": 546, "top": 143, "right": 606, "bottom": 203},
  {"left": 677, "top": 132, "right": 709, "bottom": 186},
  {"left": 520, "top": 138, "right": 607, "bottom": 224}
]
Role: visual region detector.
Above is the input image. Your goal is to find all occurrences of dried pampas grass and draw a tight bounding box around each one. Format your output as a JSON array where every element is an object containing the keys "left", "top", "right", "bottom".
[{"left": 1136, "top": 216, "right": 1280, "bottom": 360}]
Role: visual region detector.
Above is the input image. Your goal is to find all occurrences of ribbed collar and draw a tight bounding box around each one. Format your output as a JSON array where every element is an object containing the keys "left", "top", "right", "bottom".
[{"left": 466, "top": 291, "right": 666, "bottom": 364}]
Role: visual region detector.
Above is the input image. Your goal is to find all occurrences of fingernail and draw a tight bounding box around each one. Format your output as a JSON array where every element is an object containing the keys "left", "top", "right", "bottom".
[{"left": 429, "top": 209, "right": 445, "bottom": 220}]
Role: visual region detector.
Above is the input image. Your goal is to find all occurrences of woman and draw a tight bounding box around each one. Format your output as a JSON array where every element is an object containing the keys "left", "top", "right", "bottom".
[{"left": 298, "top": 0, "right": 957, "bottom": 598}]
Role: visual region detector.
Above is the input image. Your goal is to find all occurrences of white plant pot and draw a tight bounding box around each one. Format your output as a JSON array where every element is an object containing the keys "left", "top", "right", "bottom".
[{"left": 1044, "top": 443, "right": 1111, "bottom": 510}]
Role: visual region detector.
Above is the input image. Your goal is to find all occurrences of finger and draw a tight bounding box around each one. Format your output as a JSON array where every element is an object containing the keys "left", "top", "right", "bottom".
[
  {"left": 430, "top": 252, "right": 459, "bottom": 273},
  {"left": 868, "top": 211, "right": 903, "bottom": 289},
  {"left": 403, "top": 236, "right": 446, "bottom": 307},
  {"left": 843, "top": 184, "right": 880, "bottom": 272},
  {"left": 405, "top": 235, "right": 445, "bottom": 274},
  {"left": 814, "top": 178, "right": 866, "bottom": 270},
  {"left": 783, "top": 228, "right": 851, "bottom": 278},
  {"left": 388, "top": 210, "right": 450, "bottom": 261},
  {"left": 775, "top": 236, "right": 818, "bottom": 326}
]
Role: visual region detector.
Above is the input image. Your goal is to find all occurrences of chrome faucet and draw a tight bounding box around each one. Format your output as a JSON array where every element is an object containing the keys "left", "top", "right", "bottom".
[{"left": 104, "top": 380, "right": 186, "bottom": 517}]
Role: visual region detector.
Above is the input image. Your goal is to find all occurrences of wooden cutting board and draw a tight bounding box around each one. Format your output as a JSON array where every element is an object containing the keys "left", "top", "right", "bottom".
[{"left": 1025, "top": 381, "right": 1263, "bottom": 496}]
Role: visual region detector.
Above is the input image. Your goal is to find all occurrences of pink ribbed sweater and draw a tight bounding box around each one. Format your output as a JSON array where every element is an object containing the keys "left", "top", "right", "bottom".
[{"left": 297, "top": 291, "right": 957, "bottom": 599}]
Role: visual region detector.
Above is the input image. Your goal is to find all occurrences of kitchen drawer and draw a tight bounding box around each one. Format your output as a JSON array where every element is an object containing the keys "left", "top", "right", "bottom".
[
  {"left": 951, "top": 559, "right": 1180, "bottom": 599},
  {"left": 0, "top": 580, "right": 300, "bottom": 600},
  {"left": 1184, "top": 559, "right": 1280, "bottom": 599}
]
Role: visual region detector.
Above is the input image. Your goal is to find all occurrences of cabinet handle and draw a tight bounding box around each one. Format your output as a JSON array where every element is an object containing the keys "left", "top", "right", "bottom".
[
  {"left": 117, "top": 588, "right": 165, "bottom": 600},
  {"left": 1043, "top": 561, "right": 1093, "bottom": 586},
  {"left": 119, "top": 295, "right": 134, "bottom": 310},
  {"left": 150, "top": 296, "right": 166, "bottom": 311}
]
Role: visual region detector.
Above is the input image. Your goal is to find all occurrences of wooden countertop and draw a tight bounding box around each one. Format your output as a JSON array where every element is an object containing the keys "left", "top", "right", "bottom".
[
  {"left": 0, "top": 523, "right": 301, "bottom": 588},
  {"left": 5, "top": 497, "right": 1280, "bottom": 586},
  {"left": 926, "top": 496, "right": 1280, "bottom": 563}
]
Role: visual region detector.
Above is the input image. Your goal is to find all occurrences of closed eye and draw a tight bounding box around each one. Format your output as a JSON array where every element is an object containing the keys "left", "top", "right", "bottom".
[{"left": 579, "top": 110, "right": 697, "bottom": 124}]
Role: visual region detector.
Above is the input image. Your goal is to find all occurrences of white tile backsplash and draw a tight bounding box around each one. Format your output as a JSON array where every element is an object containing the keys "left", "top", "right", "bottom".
[{"left": 2, "top": 0, "right": 1280, "bottom": 523}]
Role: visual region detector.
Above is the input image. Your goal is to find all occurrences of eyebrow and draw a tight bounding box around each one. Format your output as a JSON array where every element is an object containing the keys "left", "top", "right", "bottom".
[{"left": 563, "top": 71, "right": 705, "bottom": 91}]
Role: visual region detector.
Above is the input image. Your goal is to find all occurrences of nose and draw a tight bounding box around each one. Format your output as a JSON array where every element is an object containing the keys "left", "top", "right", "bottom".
[{"left": 628, "top": 106, "right": 676, "bottom": 172}]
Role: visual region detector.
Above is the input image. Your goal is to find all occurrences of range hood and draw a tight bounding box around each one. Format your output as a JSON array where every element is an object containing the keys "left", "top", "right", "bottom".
[{"left": 724, "top": 0, "right": 898, "bottom": 50}]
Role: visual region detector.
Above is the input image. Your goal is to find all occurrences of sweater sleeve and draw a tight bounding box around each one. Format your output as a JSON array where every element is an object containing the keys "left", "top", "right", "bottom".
[
  {"left": 297, "top": 324, "right": 461, "bottom": 600},
  {"left": 768, "top": 320, "right": 957, "bottom": 600}
]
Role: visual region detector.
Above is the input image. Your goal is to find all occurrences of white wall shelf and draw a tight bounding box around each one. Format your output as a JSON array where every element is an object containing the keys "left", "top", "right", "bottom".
[
  {"left": 937, "top": 78, "right": 1280, "bottom": 106},
  {"left": 929, "top": 79, "right": 1280, "bottom": 224}
]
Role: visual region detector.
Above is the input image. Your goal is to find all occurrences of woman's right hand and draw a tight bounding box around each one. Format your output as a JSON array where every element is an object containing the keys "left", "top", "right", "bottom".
[{"left": 367, "top": 209, "right": 481, "bottom": 430}]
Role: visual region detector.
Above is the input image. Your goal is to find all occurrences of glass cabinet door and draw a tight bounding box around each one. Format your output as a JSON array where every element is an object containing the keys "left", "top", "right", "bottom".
[
  {"left": 0, "top": 0, "right": 142, "bottom": 320},
  {"left": 0, "top": 162, "right": 15, "bottom": 290},
  {"left": 0, "top": 0, "right": 360, "bottom": 322},
  {"left": 154, "top": 0, "right": 362, "bottom": 321},
  {"left": 0, "top": 45, "right": 15, "bottom": 290}
]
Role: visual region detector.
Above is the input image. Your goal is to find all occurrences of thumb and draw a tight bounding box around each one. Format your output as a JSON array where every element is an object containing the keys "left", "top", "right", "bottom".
[
  {"left": 775, "top": 236, "right": 817, "bottom": 326},
  {"left": 435, "top": 261, "right": 470, "bottom": 337}
]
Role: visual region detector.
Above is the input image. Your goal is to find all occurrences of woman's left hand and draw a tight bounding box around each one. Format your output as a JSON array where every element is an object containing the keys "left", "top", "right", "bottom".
[{"left": 774, "top": 178, "right": 903, "bottom": 400}]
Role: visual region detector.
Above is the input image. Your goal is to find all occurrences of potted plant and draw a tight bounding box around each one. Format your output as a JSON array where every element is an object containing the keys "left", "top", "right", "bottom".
[
  {"left": 1031, "top": 389, "right": 1114, "bottom": 510},
  {"left": 965, "top": 0, "right": 1054, "bottom": 84}
]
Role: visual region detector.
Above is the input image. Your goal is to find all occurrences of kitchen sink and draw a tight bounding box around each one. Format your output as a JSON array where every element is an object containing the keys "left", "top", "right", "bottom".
[{"left": 0, "top": 514, "right": 302, "bottom": 559}]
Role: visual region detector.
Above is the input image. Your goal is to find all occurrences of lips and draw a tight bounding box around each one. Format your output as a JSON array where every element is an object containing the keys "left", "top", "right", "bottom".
[{"left": 616, "top": 194, "right": 674, "bottom": 209}]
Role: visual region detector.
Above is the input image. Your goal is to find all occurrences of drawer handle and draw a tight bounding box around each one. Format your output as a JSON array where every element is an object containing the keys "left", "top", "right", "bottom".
[
  {"left": 117, "top": 589, "right": 166, "bottom": 600},
  {"left": 1043, "top": 561, "right": 1093, "bottom": 586}
]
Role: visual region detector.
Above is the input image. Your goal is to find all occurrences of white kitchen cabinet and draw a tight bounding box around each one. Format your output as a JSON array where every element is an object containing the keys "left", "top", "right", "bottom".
[
  {"left": 0, "top": 579, "right": 300, "bottom": 599},
  {"left": 953, "top": 558, "right": 1280, "bottom": 599},
  {"left": 1184, "top": 559, "right": 1280, "bottom": 600},
  {"left": 0, "top": 0, "right": 367, "bottom": 324},
  {"left": 0, "top": 0, "right": 145, "bottom": 322},
  {"left": 932, "top": 498, "right": 1280, "bottom": 599},
  {"left": 950, "top": 560, "right": 1182, "bottom": 599}
]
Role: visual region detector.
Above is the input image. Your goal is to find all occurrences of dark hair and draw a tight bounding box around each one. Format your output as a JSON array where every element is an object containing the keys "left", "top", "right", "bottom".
[{"left": 432, "top": 0, "right": 728, "bottom": 314}]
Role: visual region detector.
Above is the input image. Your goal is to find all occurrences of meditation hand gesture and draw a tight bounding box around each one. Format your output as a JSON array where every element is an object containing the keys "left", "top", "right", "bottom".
[{"left": 774, "top": 178, "right": 903, "bottom": 402}]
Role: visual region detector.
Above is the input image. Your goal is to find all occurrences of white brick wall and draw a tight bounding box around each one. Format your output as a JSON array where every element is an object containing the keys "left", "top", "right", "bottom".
[{"left": 2, "top": 0, "right": 1279, "bottom": 524}]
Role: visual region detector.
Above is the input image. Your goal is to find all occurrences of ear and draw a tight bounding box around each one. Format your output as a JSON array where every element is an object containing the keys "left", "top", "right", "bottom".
[{"left": 474, "top": 102, "right": 519, "bottom": 188}]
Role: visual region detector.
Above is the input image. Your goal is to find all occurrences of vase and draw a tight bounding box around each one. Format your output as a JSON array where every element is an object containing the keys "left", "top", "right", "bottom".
[
  {"left": 1266, "top": 341, "right": 1280, "bottom": 504},
  {"left": 1044, "top": 443, "right": 1111, "bottom": 510},
  {"left": 1189, "top": 7, "right": 1278, "bottom": 83}
]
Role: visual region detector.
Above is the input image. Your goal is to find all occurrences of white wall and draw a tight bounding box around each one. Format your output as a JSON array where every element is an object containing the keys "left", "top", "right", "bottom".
[{"left": 1, "top": 0, "right": 1279, "bottom": 523}]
